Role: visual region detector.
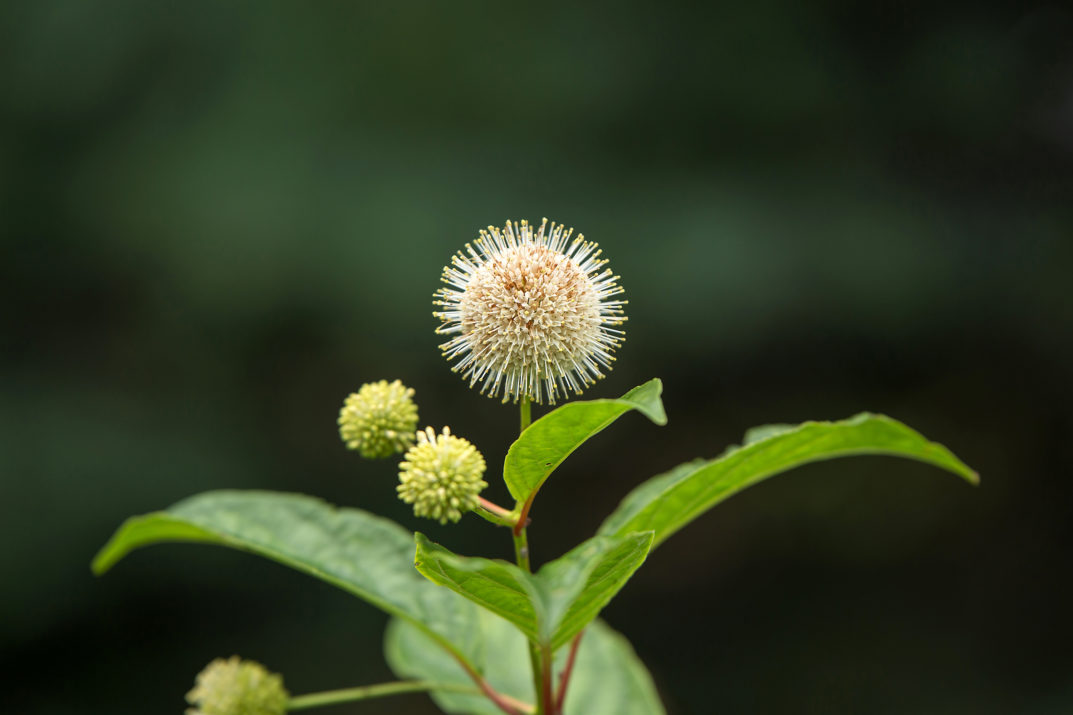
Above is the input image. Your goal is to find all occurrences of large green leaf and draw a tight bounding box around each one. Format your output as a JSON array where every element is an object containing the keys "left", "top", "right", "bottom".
[
  {"left": 561, "top": 621, "right": 665, "bottom": 715},
  {"left": 600, "top": 413, "right": 979, "bottom": 548},
  {"left": 385, "top": 613, "right": 665, "bottom": 715},
  {"left": 503, "top": 379, "right": 666, "bottom": 505},
  {"left": 385, "top": 609, "right": 532, "bottom": 715},
  {"left": 414, "top": 531, "right": 654, "bottom": 650},
  {"left": 92, "top": 490, "right": 483, "bottom": 662}
]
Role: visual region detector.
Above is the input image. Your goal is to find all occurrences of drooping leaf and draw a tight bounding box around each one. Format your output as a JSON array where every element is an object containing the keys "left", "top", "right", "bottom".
[
  {"left": 503, "top": 379, "right": 666, "bottom": 505},
  {"left": 385, "top": 609, "right": 532, "bottom": 715},
  {"left": 561, "top": 620, "right": 665, "bottom": 715},
  {"left": 599, "top": 413, "right": 978, "bottom": 548},
  {"left": 414, "top": 531, "right": 654, "bottom": 650},
  {"left": 92, "top": 490, "right": 482, "bottom": 662},
  {"left": 385, "top": 613, "right": 665, "bottom": 715}
]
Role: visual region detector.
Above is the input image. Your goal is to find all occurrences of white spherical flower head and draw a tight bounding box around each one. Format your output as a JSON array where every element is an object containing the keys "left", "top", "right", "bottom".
[{"left": 435, "top": 218, "right": 627, "bottom": 404}]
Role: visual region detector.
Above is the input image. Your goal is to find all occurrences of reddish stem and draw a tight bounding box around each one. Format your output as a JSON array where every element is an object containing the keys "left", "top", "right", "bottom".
[
  {"left": 540, "top": 645, "right": 555, "bottom": 715},
  {"left": 479, "top": 496, "right": 516, "bottom": 522},
  {"left": 455, "top": 655, "right": 530, "bottom": 715},
  {"left": 512, "top": 492, "right": 536, "bottom": 536},
  {"left": 553, "top": 631, "right": 585, "bottom": 714}
]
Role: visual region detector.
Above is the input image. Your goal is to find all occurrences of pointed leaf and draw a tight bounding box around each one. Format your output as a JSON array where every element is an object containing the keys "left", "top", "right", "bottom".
[
  {"left": 540, "top": 531, "right": 655, "bottom": 649},
  {"left": 413, "top": 533, "right": 539, "bottom": 642},
  {"left": 414, "top": 531, "right": 653, "bottom": 650},
  {"left": 503, "top": 378, "right": 667, "bottom": 505},
  {"left": 93, "top": 490, "right": 482, "bottom": 661},
  {"left": 600, "top": 412, "right": 978, "bottom": 548},
  {"left": 385, "top": 614, "right": 665, "bottom": 715}
]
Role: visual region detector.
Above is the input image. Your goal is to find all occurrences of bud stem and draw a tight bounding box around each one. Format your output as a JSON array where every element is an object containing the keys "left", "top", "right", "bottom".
[
  {"left": 288, "top": 680, "right": 480, "bottom": 710},
  {"left": 476, "top": 497, "right": 519, "bottom": 527}
]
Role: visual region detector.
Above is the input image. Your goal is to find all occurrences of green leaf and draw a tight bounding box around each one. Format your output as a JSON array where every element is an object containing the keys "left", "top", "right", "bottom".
[
  {"left": 599, "top": 412, "right": 979, "bottom": 548},
  {"left": 414, "top": 531, "right": 654, "bottom": 650},
  {"left": 385, "top": 609, "right": 532, "bottom": 715},
  {"left": 503, "top": 378, "right": 667, "bottom": 505},
  {"left": 413, "top": 534, "right": 538, "bottom": 641},
  {"left": 385, "top": 613, "right": 665, "bottom": 715},
  {"left": 92, "top": 490, "right": 482, "bottom": 661},
  {"left": 561, "top": 621, "right": 665, "bottom": 715},
  {"left": 540, "top": 531, "right": 655, "bottom": 649}
]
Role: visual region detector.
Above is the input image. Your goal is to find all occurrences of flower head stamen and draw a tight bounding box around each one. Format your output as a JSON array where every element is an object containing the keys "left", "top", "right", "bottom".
[
  {"left": 338, "top": 380, "right": 419, "bottom": 459},
  {"left": 434, "top": 218, "right": 626, "bottom": 404},
  {"left": 397, "top": 426, "right": 487, "bottom": 524},
  {"left": 186, "top": 656, "right": 288, "bottom": 715}
]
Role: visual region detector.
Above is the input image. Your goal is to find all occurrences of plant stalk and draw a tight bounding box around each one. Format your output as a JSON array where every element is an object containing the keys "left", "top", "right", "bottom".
[
  {"left": 514, "top": 396, "right": 546, "bottom": 713},
  {"left": 540, "top": 645, "right": 554, "bottom": 715},
  {"left": 288, "top": 680, "right": 479, "bottom": 710},
  {"left": 519, "top": 396, "right": 532, "bottom": 433},
  {"left": 553, "top": 631, "right": 585, "bottom": 714}
]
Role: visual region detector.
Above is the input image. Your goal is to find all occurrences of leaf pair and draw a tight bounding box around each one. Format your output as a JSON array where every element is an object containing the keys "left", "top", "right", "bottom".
[
  {"left": 423, "top": 384, "right": 977, "bottom": 661},
  {"left": 505, "top": 384, "right": 976, "bottom": 555},
  {"left": 415, "top": 530, "right": 653, "bottom": 651},
  {"left": 406, "top": 378, "right": 667, "bottom": 653}
]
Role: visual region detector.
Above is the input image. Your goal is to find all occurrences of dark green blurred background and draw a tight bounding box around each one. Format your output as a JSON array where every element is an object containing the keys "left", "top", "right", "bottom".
[{"left": 3, "top": 2, "right": 1072, "bottom": 713}]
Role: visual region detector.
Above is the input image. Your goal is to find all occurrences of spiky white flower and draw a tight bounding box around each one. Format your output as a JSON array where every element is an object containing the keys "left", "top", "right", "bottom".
[{"left": 434, "top": 218, "right": 626, "bottom": 404}]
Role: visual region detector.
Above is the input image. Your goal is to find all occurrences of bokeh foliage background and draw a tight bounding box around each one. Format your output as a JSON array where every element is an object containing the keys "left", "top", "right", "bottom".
[{"left": 3, "top": 2, "right": 1072, "bottom": 713}]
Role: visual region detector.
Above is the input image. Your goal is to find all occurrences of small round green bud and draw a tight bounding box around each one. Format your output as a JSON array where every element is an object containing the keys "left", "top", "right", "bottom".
[
  {"left": 338, "top": 379, "right": 419, "bottom": 459},
  {"left": 397, "top": 426, "right": 488, "bottom": 524},
  {"left": 185, "top": 656, "right": 288, "bottom": 715}
]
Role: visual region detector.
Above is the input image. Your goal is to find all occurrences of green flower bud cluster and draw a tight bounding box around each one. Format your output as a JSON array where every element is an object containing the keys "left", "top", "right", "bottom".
[
  {"left": 186, "top": 656, "right": 288, "bottom": 715},
  {"left": 397, "top": 426, "right": 487, "bottom": 524},
  {"left": 338, "top": 379, "right": 419, "bottom": 458}
]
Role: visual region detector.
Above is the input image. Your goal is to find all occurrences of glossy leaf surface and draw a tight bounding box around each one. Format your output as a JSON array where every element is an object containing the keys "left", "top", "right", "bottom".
[
  {"left": 503, "top": 379, "right": 666, "bottom": 504},
  {"left": 600, "top": 412, "right": 979, "bottom": 548},
  {"left": 93, "top": 490, "right": 482, "bottom": 659}
]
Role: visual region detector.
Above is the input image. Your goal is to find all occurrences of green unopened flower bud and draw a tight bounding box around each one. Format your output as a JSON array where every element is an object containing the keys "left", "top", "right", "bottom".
[
  {"left": 338, "top": 379, "right": 419, "bottom": 458},
  {"left": 186, "top": 656, "right": 288, "bottom": 715},
  {"left": 397, "top": 426, "right": 487, "bottom": 524}
]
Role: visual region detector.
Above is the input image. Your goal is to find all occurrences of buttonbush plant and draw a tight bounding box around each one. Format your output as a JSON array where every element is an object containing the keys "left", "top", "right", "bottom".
[{"left": 93, "top": 219, "right": 978, "bottom": 715}]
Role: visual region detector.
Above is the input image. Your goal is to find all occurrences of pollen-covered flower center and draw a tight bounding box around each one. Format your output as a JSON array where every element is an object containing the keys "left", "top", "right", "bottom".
[
  {"left": 435, "top": 218, "right": 625, "bottom": 403},
  {"left": 457, "top": 243, "right": 601, "bottom": 374}
]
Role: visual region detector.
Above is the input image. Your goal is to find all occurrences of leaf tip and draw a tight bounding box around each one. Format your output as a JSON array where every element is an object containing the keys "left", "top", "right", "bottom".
[
  {"left": 89, "top": 552, "right": 111, "bottom": 576},
  {"left": 634, "top": 377, "right": 668, "bottom": 426},
  {"left": 90, "top": 527, "right": 129, "bottom": 576},
  {"left": 412, "top": 531, "right": 431, "bottom": 561}
]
